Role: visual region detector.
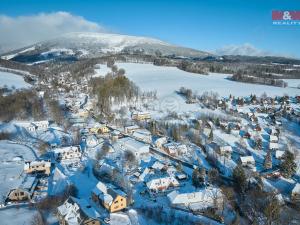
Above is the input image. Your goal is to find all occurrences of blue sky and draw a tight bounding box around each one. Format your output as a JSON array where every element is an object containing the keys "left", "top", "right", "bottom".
[{"left": 0, "top": 0, "right": 300, "bottom": 57}]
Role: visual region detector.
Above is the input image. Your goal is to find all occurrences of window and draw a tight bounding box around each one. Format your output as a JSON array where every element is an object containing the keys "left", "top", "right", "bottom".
[
  {"left": 115, "top": 200, "right": 118, "bottom": 204},
  {"left": 20, "top": 192, "right": 24, "bottom": 196}
]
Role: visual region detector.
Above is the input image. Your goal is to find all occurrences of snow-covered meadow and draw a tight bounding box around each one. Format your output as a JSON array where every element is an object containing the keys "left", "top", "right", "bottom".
[
  {"left": 116, "top": 63, "right": 300, "bottom": 98},
  {"left": 93, "top": 64, "right": 112, "bottom": 77},
  {"left": 0, "top": 71, "right": 31, "bottom": 89}
]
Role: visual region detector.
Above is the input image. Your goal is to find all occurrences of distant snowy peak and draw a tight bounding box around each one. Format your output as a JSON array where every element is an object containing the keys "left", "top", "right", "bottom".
[
  {"left": 1, "top": 32, "right": 211, "bottom": 62},
  {"left": 44, "top": 32, "right": 210, "bottom": 57}
]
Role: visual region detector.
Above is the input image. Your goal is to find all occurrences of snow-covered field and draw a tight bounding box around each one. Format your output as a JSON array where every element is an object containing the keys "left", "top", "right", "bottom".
[
  {"left": 117, "top": 63, "right": 300, "bottom": 97},
  {"left": 0, "top": 71, "right": 31, "bottom": 89},
  {"left": 0, "top": 207, "right": 36, "bottom": 225},
  {"left": 0, "top": 140, "right": 36, "bottom": 204},
  {"left": 93, "top": 64, "right": 112, "bottom": 77},
  {"left": 283, "top": 79, "right": 300, "bottom": 89}
]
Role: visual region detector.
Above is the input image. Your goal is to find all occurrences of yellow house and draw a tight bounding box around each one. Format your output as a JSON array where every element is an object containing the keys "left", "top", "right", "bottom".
[
  {"left": 98, "top": 125, "right": 109, "bottom": 134},
  {"left": 91, "top": 181, "right": 127, "bottom": 213},
  {"left": 89, "top": 125, "right": 109, "bottom": 134}
]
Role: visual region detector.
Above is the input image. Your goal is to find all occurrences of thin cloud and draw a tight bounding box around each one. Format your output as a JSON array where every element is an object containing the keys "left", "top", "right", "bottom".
[
  {"left": 215, "top": 43, "right": 269, "bottom": 56},
  {"left": 0, "top": 12, "right": 107, "bottom": 53},
  {"left": 214, "top": 43, "right": 295, "bottom": 58}
]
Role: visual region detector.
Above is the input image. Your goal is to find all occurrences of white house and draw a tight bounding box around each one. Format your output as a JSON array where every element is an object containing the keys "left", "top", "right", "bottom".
[
  {"left": 124, "top": 125, "right": 140, "bottom": 134},
  {"left": 275, "top": 150, "right": 284, "bottom": 159},
  {"left": 53, "top": 145, "right": 82, "bottom": 162},
  {"left": 154, "top": 136, "right": 168, "bottom": 149},
  {"left": 269, "top": 128, "right": 279, "bottom": 136},
  {"left": 163, "top": 142, "right": 188, "bottom": 156},
  {"left": 167, "top": 187, "right": 223, "bottom": 211},
  {"left": 269, "top": 135, "right": 279, "bottom": 143},
  {"left": 57, "top": 197, "right": 100, "bottom": 225},
  {"left": 146, "top": 176, "right": 179, "bottom": 193},
  {"left": 219, "top": 145, "right": 233, "bottom": 156},
  {"left": 269, "top": 142, "right": 279, "bottom": 150},
  {"left": 118, "top": 137, "right": 149, "bottom": 158},
  {"left": 24, "top": 160, "right": 51, "bottom": 176},
  {"left": 132, "top": 129, "right": 152, "bottom": 143},
  {"left": 291, "top": 183, "right": 300, "bottom": 202},
  {"left": 32, "top": 121, "right": 49, "bottom": 131},
  {"left": 132, "top": 111, "right": 151, "bottom": 121},
  {"left": 239, "top": 156, "right": 255, "bottom": 170}
]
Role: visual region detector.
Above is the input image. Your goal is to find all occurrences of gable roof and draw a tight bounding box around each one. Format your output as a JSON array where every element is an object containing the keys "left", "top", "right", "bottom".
[{"left": 92, "top": 181, "right": 126, "bottom": 206}]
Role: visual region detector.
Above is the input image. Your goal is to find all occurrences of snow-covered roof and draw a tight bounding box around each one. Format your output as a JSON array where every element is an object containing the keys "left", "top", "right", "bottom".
[
  {"left": 118, "top": 137, "right": 149, "bottom": 155},
  {"left": 132, "top": 111, "right": 150, "bottom": 116},
  {"left": 220, "top": 145, "right": 233, "bottom": 152},
  {"left": 292, "top": 183, "right": 300, "bottom": 195},
  {"left": 124, "top": 125, "right": 139, "bottom": 130},
  {"left": 150, "top": 161, "right": 165, "bottom": 170},
  {"left": 92, "top": 181, "right": 126, "bottom": 206},
  {"left": 167, "top": 187, "right": 223, "bottom": 209},
  {"left": 146, "top": 176, "right": 179, "bottom": 190},
  {"left": 53, "top": 145, "right": 81, "bottom": 154},
  {"left": 240, "top": 155, "right": 255, "bottom": 164},
  {"left": 269, "top": 135, "right": 278, "bottom": 142},
  {"left": 275, "top": 150, "right": 284, "bottom": 159},
  {"left": 73, "top": 197, "right": 100, "bottom": 220},
  {"left": 24, "top": 160, "right": 51, "bottom": 170},
  {"left": 154, "top": 136, "right": 168, "bottom": 146},
  {"left": 269, "top": 142, "right": 279, "bottom": 150},
  {"left": 20, "top": 175, "right": 38, "bottom": 192},
  {"left": 132, "top": 131, "right": 150, "bottom": 140},
  {"left": 57, "top": 197, "right": 100, "bottom": 225}
]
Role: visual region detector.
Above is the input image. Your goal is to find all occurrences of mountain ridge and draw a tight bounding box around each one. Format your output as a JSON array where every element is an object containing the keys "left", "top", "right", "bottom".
[{"left": 0, "top": 32, "right": 212, "bottom": 63}]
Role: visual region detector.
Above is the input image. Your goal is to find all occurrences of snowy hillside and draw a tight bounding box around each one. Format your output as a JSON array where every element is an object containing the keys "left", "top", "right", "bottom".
[{"left": 1, "top": 32, "right": 211, "bottom": 63}]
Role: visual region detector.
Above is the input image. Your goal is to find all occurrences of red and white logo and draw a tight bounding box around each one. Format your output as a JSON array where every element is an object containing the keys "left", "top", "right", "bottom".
[{"left": 272, "top": 10, "right": 300, "bottom": 20}]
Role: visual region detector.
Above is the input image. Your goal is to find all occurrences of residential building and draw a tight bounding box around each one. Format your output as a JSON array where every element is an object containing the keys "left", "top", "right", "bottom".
[
  {"left": 132, "top": 129, "right": 152, "bottom": 143},
  {"left": 269, "top": 135, "right": 279, "bottom": 143},
  {"left": 239, "top": 156, "right": 256, "bottom": 170},
  {"left": 154, "top": 136, "right": 168, "bottom": 149},
  {"left": 163, "top": 142, "right": 188, "bottom": 156},
  {"left": 53, "top": 145, "right": 82, "bottom": 161},
  {"left": 24, "top": 160, "right": 51, "bottom": 176},
  {"left": 124, "top": 125, "right": 140, "bottom": 134},
  {"left": 206, "top": 142, "right": 232, "bottom": 157},
  {"left": 275, "top": 150, "right": 285, "bottom": 159},
  {"left": 291, "top": 183, "right": 300, "bottom": 202},
  {"left": 132, "top": 111, "right": 151, "bottom": 121},
  {"left": 269, "top": 142, "right": 279, "bottom": 150},
  {"left": 57, "top": 197, "right": 101, "bottom": 225},
  {"left": 91, "top": 181, "right": 127, "bottom": 213},
  {"left": 146, "top": 176, "right": 179, "bottom": 193},
  {"left": 118, "top": 137, "right": 149, "bottom": 158},
  {"left": 167, "top": 187, "right": 223, "bottom": 211},
  {"left": 7, "top": 176, "right": 38, "bottom": 202}
]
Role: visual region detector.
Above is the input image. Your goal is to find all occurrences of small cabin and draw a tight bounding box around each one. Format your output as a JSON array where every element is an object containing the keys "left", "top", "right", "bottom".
[{"left": 7, "top": 176, "right": 38, "bottom": 202}]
